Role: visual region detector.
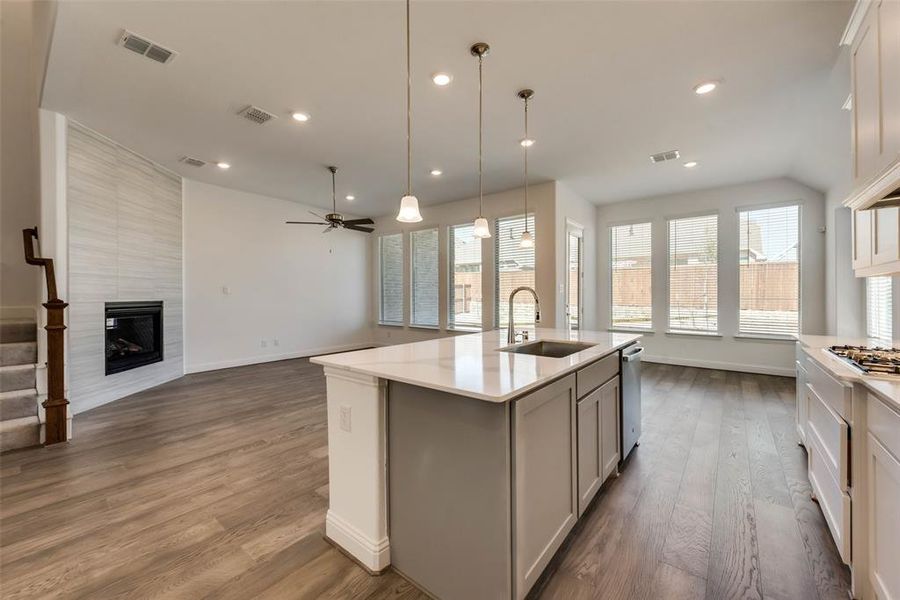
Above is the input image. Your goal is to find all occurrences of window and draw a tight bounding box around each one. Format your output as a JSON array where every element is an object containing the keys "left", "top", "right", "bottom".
[
  {"left": 738, "top": 204, "right": 800, "bottom": 337},
  {"left": 610, "top": 222, "right": 652, "bottom": 329},
  {"left": 378, "top": 233, "right": 403, "bottom": 324},
  {"left": 410, "top": 228, "right": 439, "bottom": 327},
  {"left": 449, "top": 223, "right": 483, "bottom": 329},
  {"left": 495, "top": 214, "right": 536, "bottom": 328},
  {"left": 566, "top": 230, "right": 583, "bottom": 330},
  {"left": 867, "top": 276, "right": 893, "bottom": 341},
  {"left": 668, "top": 214, "right": 718, "bottom": 333}
]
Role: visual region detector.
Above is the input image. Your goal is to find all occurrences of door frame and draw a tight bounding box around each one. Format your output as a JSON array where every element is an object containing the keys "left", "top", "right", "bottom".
[{"left": 565, "top": 219, "right": 584, "bottom": 330}]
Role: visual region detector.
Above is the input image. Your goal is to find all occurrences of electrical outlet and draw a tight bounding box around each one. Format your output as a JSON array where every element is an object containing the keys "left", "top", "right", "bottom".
[
  {"left": 273, "top": 338, "right": 279, "bottom": 347},
  {"left": 222, "top": 285, "right": 231, "bottom": 295},
  {"left": 260, "top": 339, "right": 267, "bottom": 348},
  {"left": 339, "top": 406, "right": 352, "bottom": 432}
]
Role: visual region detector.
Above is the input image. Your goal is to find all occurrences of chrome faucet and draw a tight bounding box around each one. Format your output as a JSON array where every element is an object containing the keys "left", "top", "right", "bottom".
[{"left": 507, "top": 286, "right": 541, "bottom": 343}]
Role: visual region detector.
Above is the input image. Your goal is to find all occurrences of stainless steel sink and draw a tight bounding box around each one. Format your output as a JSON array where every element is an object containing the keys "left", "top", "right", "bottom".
[{"left": 499, "top": 340, "right": 596, "bottom": 358}]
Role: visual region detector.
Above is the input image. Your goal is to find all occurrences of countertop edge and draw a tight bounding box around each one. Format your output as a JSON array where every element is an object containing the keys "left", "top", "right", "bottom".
[
  {"left": 798, "top": 337, "right": 900, "bottom": 411},
  {"left": 311, "top": 335, "right": 640, "bottom": 403}
]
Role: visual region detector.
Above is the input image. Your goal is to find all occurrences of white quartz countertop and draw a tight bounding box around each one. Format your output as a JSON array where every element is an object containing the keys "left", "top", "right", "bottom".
[
  {"left": 798, "top": 335, "right": 900, "bottom": 410},
  {"left": 311, "top": 328, "right": 642, "bottom": 402}
]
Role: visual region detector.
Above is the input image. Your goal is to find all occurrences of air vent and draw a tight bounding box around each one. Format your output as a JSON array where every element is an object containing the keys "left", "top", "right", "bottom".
[
  {"left": 238, "top": 105, "right": 278, "bottom": 125},
  {"left": 179, "top": 156, "right": 207, "bottom": 168},
  {"left": 649, "top": 149, "right": 681, "bottom": 164},
  {"left": 119, "top": 30, "right": 177, "bottom": 64}
]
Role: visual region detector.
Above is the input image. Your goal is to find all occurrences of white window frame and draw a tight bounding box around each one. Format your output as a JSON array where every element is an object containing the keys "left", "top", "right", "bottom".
[
  {"left": 494, "top": 213, "right": 537, "bottom": 329},
  {"left": 734, "top": 201, "right": 802, "bottom": 340},
  {"left": 608, "top": 218, "right": 653, "bottom": 332},
  {"left": 665, "top": 211, "right": 721, "bottom": 336},
  {"left": 866, "top": 275, "right": 893, "bottom": 342},
  {"left": 447, "top": 221, "right": 484, "bottom": 331},
  {"left": 566, "top": 220, "right": 584, "bottom": 331},
  {"left": 409, "top": 227, "right": 440, "bottom": 329},
  {"left": 377, "top": 233, "right": 404, "bottom": 326}
]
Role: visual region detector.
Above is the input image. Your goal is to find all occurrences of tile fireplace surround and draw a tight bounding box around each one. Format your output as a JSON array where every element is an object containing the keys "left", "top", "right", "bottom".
[{"left": 67, "top": 122, "right": 183, "bottom": 414}]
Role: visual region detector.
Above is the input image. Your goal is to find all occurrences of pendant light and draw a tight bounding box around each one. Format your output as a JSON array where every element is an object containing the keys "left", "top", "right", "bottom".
[
  {"left": 518, "top": 89, "right": 534, "bottom": 248},
  {"left": 396, "top": 0, "right": 423, "bottom": 223},
  {"left": 471, "top": 42, "right": 491, "bottom": 239}
]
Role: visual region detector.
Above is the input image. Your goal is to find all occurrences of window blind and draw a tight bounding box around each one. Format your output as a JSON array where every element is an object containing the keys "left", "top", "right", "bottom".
[
  {"left": 738, "top": 205, "right": 800, "bottom": 337},
  {"left": 495, "top": 214, "right": 536, "bottom": 328},
  {"left": 410, "top": 228, "right": 439, "bottom": 327},
  {"left": 610, "top": 222, "right": 652, "bottom": 329},
  {"left": 448, "top": 223, "right": 483, "bottom": 329},
  {"left": 668, "top": 214, "right": 718, "bottom": 333},
  {"left": 867, "top": 276, "right": 893, "bottom": 341},
  {"left": 379, "top": 233, "right": 403, "bottom": 324}
]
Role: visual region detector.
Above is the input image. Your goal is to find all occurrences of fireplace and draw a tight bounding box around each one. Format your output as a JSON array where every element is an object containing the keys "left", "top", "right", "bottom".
[{"left": 105, "top": 301, "right": 163, "bottom": 375}]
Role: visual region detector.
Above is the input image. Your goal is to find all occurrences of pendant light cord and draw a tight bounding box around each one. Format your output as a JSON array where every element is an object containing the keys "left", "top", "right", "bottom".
[
  {"left": 523, "top": 96, "right": 529, "bottom": 232},
  {"left": 406, "top": 0, "right": 412, "bottom": 197},
  {"left": 478, "top": 53, "right": 484, "bottom": 217},
  {"left": 332, "top": 168, "right": 336, "bottom": 213}
]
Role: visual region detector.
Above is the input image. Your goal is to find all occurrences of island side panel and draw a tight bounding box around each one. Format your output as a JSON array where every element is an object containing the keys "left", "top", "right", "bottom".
[
  {"left": 389, "top": 381, "right": 512, "bottom": 600},
  {"left": 322, "top": 367, "right": 390, "bottom": 572}
]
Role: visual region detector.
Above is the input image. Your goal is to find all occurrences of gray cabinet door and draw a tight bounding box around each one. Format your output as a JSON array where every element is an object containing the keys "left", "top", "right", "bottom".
[
  {"left": 600, "top": 376, "right": 620, "bottom": 481},
  {"left": 513, "top": 374, "right": 577, "bottom": 599},
  {"left": 577, "top": 387, "right": 602, "bottom": 517}
]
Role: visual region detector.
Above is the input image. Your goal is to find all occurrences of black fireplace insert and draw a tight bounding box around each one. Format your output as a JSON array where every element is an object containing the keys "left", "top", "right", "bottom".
[{"left": 105, "top": 301, "right": 163, "bottom": 375}]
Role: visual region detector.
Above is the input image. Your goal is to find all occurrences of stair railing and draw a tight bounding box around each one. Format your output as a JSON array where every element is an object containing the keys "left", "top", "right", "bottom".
[{"left": 23, "top": 227, "right": 68, "bottom": 445}]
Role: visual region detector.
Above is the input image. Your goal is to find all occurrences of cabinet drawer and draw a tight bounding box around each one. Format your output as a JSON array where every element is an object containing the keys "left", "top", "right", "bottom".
[
  {"left": 806, "top": 356, "right": 853, "bottom": 422},
  {"left": 806, "top": 383, "right": 850, "bottom": 490},
  {"left": 809, "top": 434, "right": 852, "bottom": 565},
  {"left": 576, "top": 352, "right": 619, "bottom": 399},
  {"left": 869, "top": 392, "right": 900, "bottom": 460}
]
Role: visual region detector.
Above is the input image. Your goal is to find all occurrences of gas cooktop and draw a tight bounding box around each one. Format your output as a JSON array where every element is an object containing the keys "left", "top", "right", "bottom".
[{"left": 827, "top": 345, "right": 900, "bottom": 376}]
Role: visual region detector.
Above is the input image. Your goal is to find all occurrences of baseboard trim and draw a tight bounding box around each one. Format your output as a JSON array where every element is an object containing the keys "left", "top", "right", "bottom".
[
  {"left": 184, "top": 343, "right": 372, "bottom": 374},
  {"left": 325, "top": 509, "right": 391, "bottom": 572},
  {"left": 642, "top": 355, "right": 795, "bottom": 377}
]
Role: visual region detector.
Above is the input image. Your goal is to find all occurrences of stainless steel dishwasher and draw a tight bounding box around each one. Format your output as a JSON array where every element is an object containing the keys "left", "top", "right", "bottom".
[{"left": 620, "top": 343, "right": 643, "bottom": 461}]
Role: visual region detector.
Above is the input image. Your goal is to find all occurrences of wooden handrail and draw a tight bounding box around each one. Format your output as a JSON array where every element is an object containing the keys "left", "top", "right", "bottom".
[{"left": 22, "top": 227, "right": 69, "bottom": 445}]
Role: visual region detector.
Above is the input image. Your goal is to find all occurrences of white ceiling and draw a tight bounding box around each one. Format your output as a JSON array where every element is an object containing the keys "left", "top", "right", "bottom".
[{"left": 43, "top": 1, "right": 853, "bottom": 217}]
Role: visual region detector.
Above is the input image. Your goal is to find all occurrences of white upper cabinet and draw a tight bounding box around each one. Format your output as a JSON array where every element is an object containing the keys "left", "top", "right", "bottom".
[{"left": 846, "top": 0, "right": 900, "bottom": 276}]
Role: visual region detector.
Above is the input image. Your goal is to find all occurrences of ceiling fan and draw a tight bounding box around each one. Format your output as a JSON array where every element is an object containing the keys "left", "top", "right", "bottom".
[{"left": 286, "top": 166, "right": 375, "bottom": 233}]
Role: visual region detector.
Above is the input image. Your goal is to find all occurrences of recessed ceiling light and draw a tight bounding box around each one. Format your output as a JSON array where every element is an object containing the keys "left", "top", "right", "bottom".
[
  {"left": 430, "top": 169, "right": 442, "bottom": 176},
  {"left": 432, "top": 73, "right": 452, "bottom": 86},
  {"left": 693, "top": 81, "right": 717, "bottom": 95},
  {"left": 345, "top": 195, "right": 355, "bottom": 201},
  {"left": 520, "top": 138, "right": 535, "bottom": 148},
  {"left": 291, "top": 112, "right": 310, "bottom": 122},
  {"left": 216, "top": 162, "right": 231, "bottom": 170},
  {"left": 683, "top": 161, "right": 698, "bottom": 168}
]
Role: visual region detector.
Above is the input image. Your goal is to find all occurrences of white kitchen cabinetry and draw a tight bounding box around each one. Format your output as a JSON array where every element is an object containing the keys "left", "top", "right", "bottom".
[
  {"left": 796, "top": 357, "right": 809, "bottom": 446},
  {"left": 514, "top": 374, "right": 577, "bottom": 599},
  {"left": 600, "top": 376, "right": 620, "bottom": 481},
  {"left": 846, "top": 0, "right": 900, "bottom": 277},
  {"left": 866, "top": 393, "right": 900, "bottom": 600},
  {"left": 576, "top": 387, "right": 602, "bottom": 517}
]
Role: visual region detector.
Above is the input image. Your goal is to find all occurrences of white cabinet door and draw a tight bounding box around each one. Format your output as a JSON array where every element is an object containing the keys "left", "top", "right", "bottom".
[
  {"left": 576, "top": 387, "right": 602, "bottom": 517},
  {"left": 513, "top": 374, "right": 577, "bottom": 599},
  {"left": 600, "top": 376, "right": 620, "bottom": 481},
  {"left": 867, "top": 432, "right": 900, "bottom": 600},
  {"left": 853, "top": 208, "right": 874, "bottom": 270},
  {"left": 796, "top": 361, "right": 808, "bottom": 446},
  {"left": 872, "top": 206, "right": 900, "bottom": 267},
  {"left": 882, "top": 0, "right": 900, "bottom": 163},
  {"left": 852, "top": 1, "right": 882, "bottom": 186}
]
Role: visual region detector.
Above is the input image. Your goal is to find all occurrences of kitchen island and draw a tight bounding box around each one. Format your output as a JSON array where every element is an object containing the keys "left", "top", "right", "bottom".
[{"left": 311, "top": 328, "right": 641, "bottom": 600}]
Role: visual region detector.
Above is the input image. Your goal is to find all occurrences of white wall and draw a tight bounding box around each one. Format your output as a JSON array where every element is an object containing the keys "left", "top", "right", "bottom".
[
  {"left": 597, "top": 177, "right": 826, "bottom": 376},
  {"left": 0, "top": 0, "right": 55, "bottom": 313},
  {"left": 369, "top": 182, "right": 557, "bottom": 346},
  {"left": 555, "top": 182, "right": 598, "bottom": 330},
  {"left": 183, "top": 180, "right": 371, "bottom": 372}
]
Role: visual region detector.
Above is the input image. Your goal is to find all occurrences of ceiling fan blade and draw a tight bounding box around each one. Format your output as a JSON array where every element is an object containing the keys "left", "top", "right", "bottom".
[
  {"left": 342, "top": 218, "right": 375, "bottom": 226},
  {"left": 344, "top": 224, "right": 375, "bottom": 233},
  {"left": 286, "top": 221, "right": 327, "bottom": 225},
  {"left": 323, "top": 225, "right": 334, "bottom": 234},
  {"left": 309, "top": 210, "right": 328, "bottom": 221}
]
